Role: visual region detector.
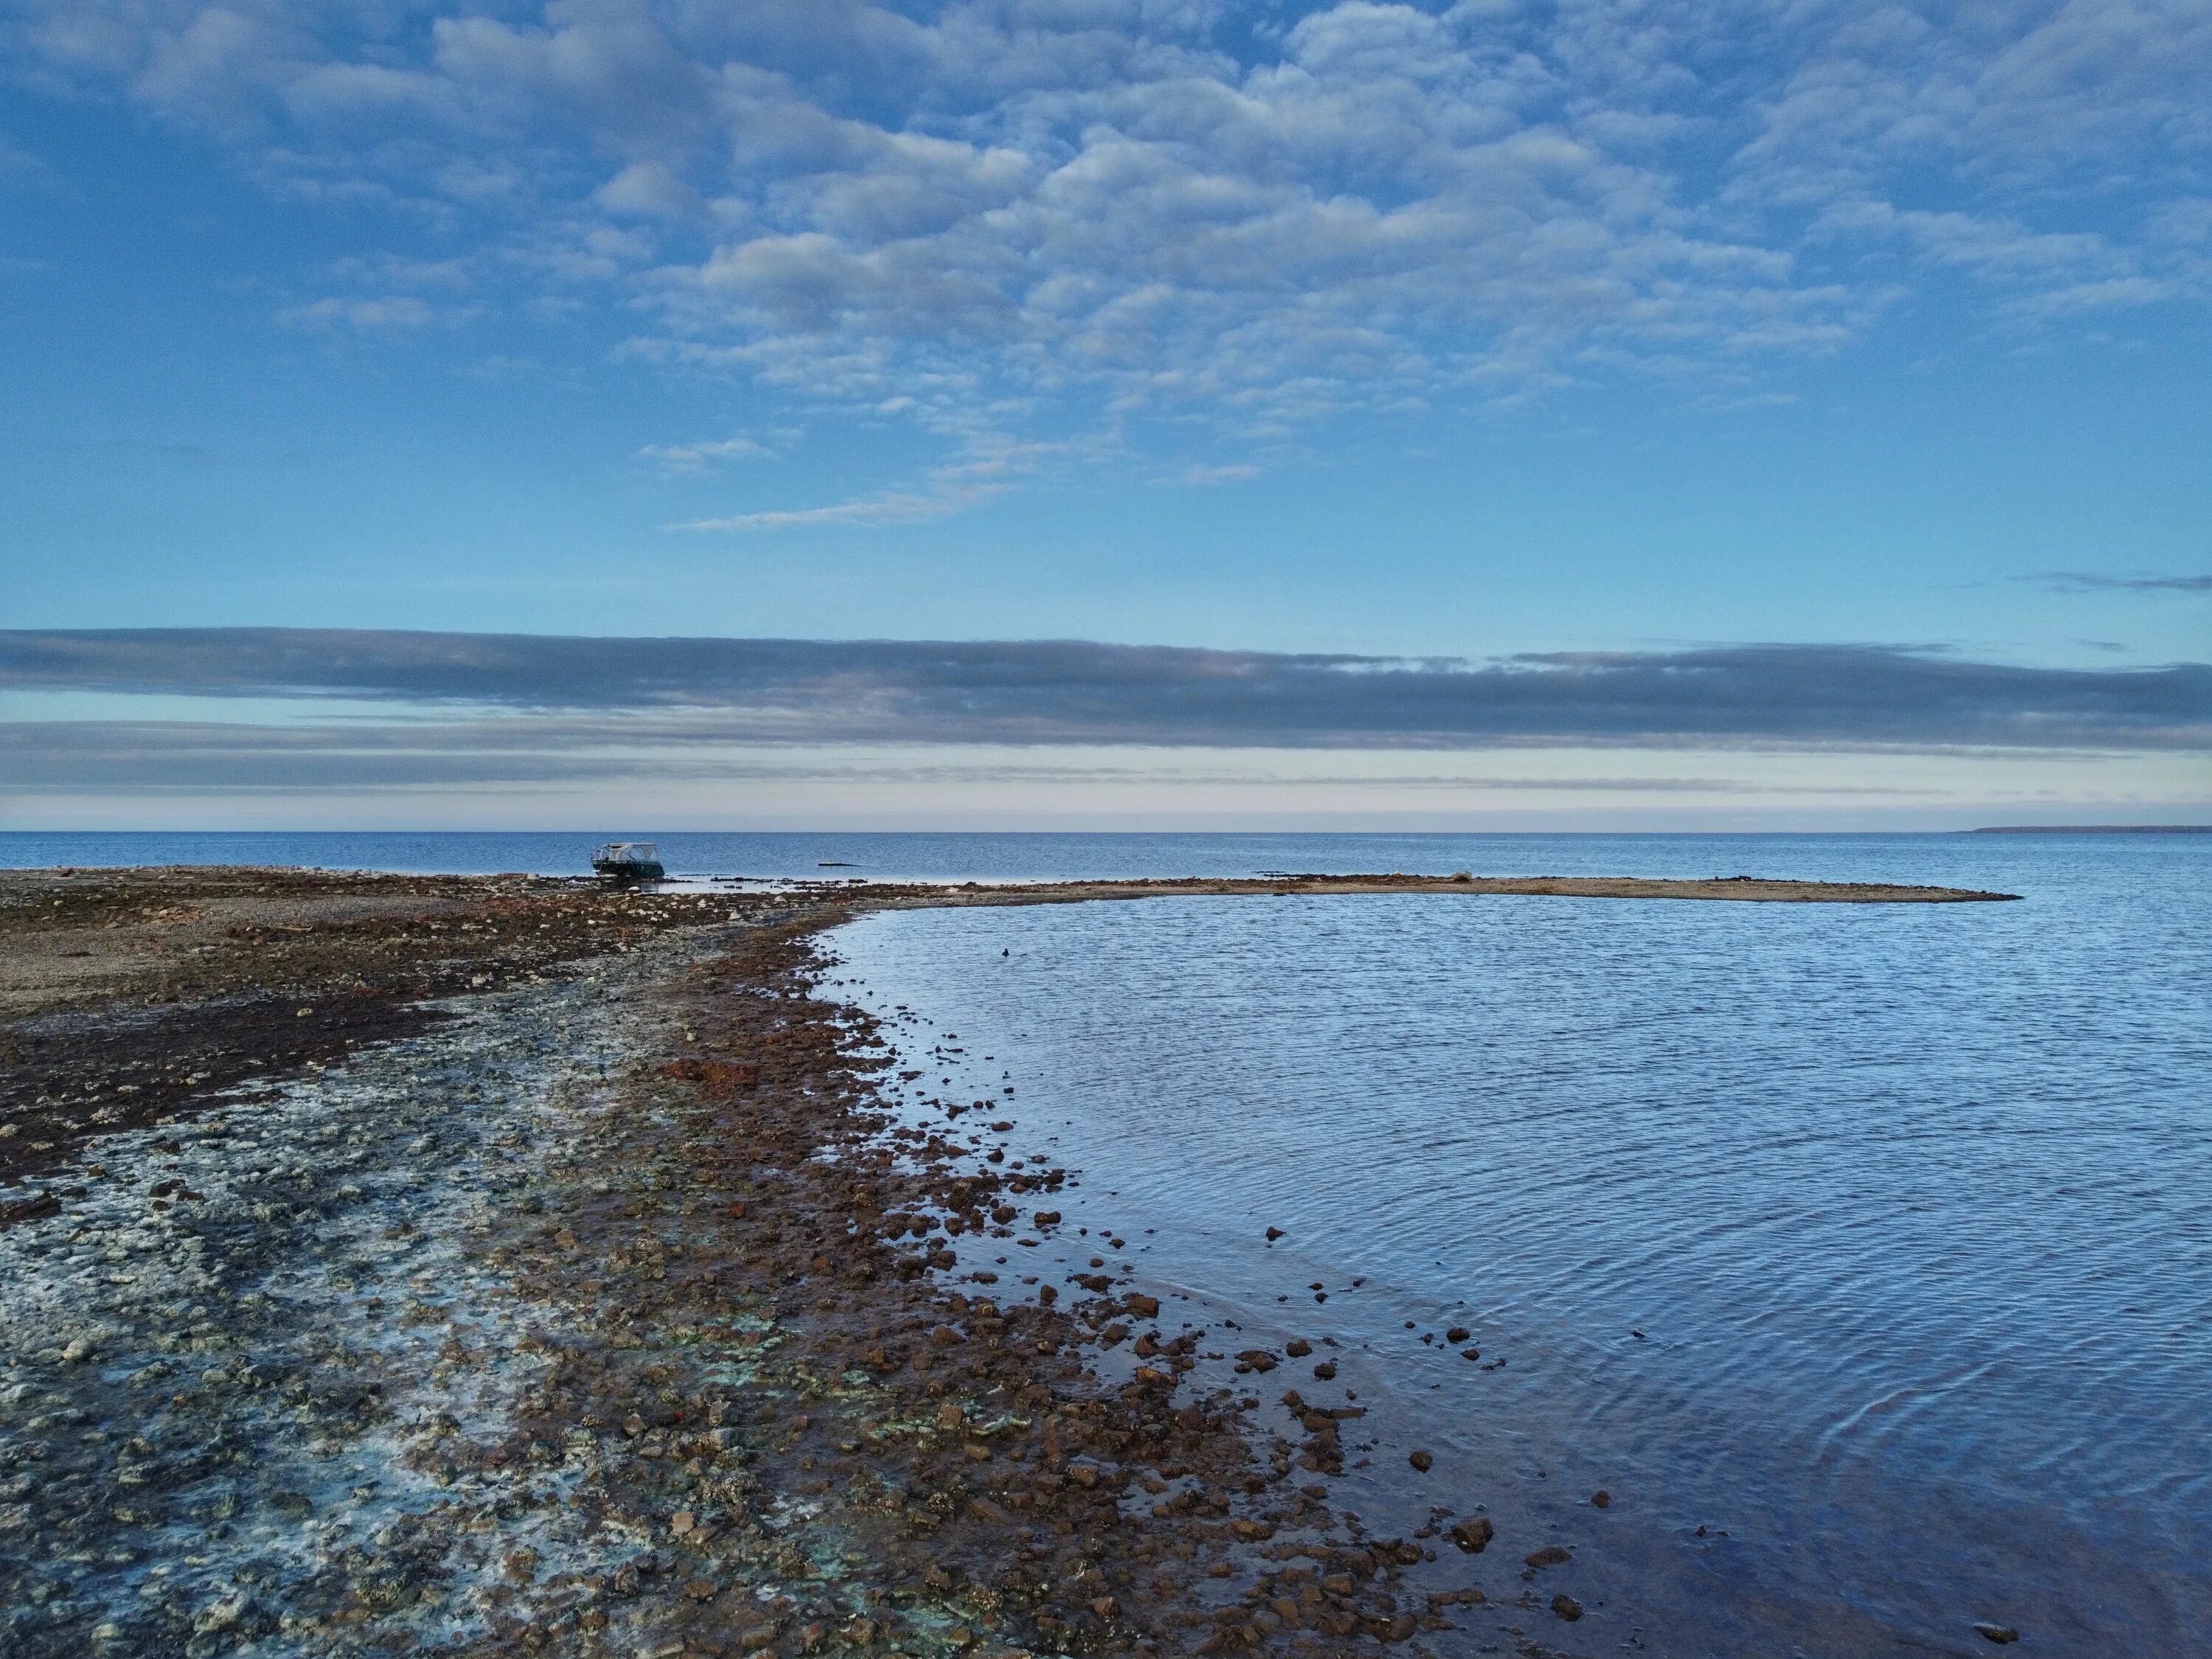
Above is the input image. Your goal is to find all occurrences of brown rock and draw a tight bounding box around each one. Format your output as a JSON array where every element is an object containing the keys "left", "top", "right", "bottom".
[
  {"left": 1525, "top": 1545, "right": 1573, "bottom": 1569},
  {"left": 1551, "top": 1594, "right": 1583, "bottom": 1621},
  {"left": 1447, "top": 1517, "right": 1493, "bottom": 1554},
  {"left": 1408, "top": 1450, "right": 1433, "bottom": 1472}
]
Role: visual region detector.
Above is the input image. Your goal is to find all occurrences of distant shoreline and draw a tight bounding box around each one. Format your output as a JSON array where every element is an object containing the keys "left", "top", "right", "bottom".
[
  {"left": 849, "top": 872, "right": 2021, "bottom": 905},
  {"left": 1968, "top": 824, "right": 2211, "bottom": 834}
]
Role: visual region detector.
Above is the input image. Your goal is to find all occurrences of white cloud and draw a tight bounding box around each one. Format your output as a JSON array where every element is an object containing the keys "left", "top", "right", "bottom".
[
  {"left": 10, "top": 0, "right": 2210, "bottom": 466},
  {"left": 668, "top": 486, "right": 989, "bottom": 532},
  {"left": 1182, "top": 462, "right": 1259, "bottom": 485},
  {"left": 636, "top": 434, "right": 773, "bottom": 473},
  {"left": 276, "top": 294, "right": 437, "bottom": 330}
]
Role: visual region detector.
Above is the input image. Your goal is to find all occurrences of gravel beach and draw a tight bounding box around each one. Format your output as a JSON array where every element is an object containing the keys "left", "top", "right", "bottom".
[
  {"left": 0, "top": 864, "right": 2013, "bottom": 1658},
  {"left": 1, "top": 869, "right": 1523, "bottom": 1659}
]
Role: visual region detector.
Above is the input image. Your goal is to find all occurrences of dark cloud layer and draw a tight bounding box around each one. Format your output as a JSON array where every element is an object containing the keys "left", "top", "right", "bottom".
[{"left": 4, "top": 630, "right": 2207, "bottom": 752}]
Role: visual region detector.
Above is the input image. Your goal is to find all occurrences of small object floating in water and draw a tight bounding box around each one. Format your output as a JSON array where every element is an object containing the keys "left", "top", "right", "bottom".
[
  {"left": 818, "top": 860, "right": 858, "bottom": 867},
  {"left": 1974, "top": 1625, "right": 2022, "bottom": 1646},
  {"left": 592, "top": 841, "right": 664, "bottom": 883}
]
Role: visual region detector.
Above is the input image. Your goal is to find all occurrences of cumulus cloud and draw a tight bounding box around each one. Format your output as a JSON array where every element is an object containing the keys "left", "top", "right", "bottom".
[
  {"left": 3, "top": 629, "right": 2205, "bottom": 752},
  {"left": 8, "top": 0, "right": 2207, "bottom": 463}
]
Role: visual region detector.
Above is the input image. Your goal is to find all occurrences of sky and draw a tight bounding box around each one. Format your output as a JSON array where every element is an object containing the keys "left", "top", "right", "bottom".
[{"left": 1, "top": 0, "right": 2208, "bottom": 829}]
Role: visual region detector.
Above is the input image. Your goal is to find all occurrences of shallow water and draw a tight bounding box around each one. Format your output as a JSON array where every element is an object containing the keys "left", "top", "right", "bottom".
[{"left": 829, "top": 835, "right": 2212, "bottom": 1655}]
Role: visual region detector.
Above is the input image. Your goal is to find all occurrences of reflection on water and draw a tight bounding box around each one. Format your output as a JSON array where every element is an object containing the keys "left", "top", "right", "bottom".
[{"left": 832, "top": 837, "right": 2211, "bottom": 1656}]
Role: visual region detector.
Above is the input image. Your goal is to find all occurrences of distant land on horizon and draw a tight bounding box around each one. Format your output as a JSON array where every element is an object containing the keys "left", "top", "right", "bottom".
[{"left": 1969, "top": 825, "right": 2212, "bottom": 834}]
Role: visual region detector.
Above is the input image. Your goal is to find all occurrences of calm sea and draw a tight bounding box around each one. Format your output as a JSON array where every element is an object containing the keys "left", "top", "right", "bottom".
[
  {"left": 818, "top": 833, "right": 2208, "bottom": 1656},
  {"left": 9, "top": 830, "right": 2208, "bottom": 1652}
]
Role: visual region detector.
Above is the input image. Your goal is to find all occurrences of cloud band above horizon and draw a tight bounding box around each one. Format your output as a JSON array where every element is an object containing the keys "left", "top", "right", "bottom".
[{"left": 4, "top": 629, "right": 2206, "bottom": 754}]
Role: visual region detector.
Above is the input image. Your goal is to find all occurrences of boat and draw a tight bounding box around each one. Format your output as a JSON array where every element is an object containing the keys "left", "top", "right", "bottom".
[{"left": 591, "top": 841, "right": 664, "bottom": 883}]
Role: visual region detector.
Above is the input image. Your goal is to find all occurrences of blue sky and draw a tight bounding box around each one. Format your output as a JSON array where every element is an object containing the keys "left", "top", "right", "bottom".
[{"left": 1, "top": 1, "right": 2208, "bottom": 827}]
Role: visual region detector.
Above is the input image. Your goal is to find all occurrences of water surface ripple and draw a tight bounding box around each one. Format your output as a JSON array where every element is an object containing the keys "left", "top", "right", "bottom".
[{"left": 832, "top": 836, "right": 2211, "bottom": 1656}]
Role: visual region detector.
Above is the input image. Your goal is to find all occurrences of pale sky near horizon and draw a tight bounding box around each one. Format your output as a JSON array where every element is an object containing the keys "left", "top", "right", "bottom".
[{"left": 1, "top": 2, "right": 2208, "bottom": 827}]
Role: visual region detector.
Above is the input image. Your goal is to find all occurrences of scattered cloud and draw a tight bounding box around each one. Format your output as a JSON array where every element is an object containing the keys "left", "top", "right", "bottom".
[
  {"left": 1182, "top": 464, "right": 1261, "bottom": 487},
  {"left": 7, "top": 0, "right": 2208, "bottom": 465},
  {"left": 4, "top": 630, "right": 2205, "bottom": 754}
]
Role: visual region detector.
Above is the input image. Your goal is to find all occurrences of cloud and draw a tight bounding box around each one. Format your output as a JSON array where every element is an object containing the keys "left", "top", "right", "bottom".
[
  {"left": 669, "top": 431, "right": 1048, "bottom": 528},
  {"left": 276, "top": 295, "right": 438, "bottom": 331},
  {"left": 668, "top": 487, "right": 989, "bottom": 531},
  {"left": 3, "top": 629, "right": 2205, "bottom": 753},
  {"left": 2029, "top": 571, "right": 2212, "bottom": 594},
  {"left": 10, "top": 0, "right": 2207, "bottom": 461},
  {"left": 636, "top": 434, "right": 773, "bottom": 473},
  {"left": 0, "top": 714, "right": 1938, "bottom": 796},
  {"left": 1181, "top": 463, "right": 1261, "bottom": 486}
]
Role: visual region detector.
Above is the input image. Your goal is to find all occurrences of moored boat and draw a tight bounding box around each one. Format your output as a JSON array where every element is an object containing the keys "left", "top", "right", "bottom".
[{"left": 591, "top": 841, "right": 664, "bottom": 883}]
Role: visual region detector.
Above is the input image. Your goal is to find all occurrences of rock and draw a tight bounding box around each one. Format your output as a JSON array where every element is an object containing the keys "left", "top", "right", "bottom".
[
  {"left": 739, "top": 1624, "right": 780, "bottom": 1651},
  {"left": 1525, "top": 1545, "right": 1572, "bottom": 1569},
  {"left": 1447, "top": 1517, "right": 1492, "bottom": 1554},
  {"left": 1975, "top": 1624, "right": 2022, "bottom": 1645},
  {"left": 1124, "top": 1293, "right": 1160, "bottom": 1318},
  {"left": 61, "top": 1337, "right": 94, "bottom": 1363},
  {"left": 1265, "top": 1227, "right": 1284, "bottom": 1241},
  {"left": 1590, "top": 1489, "right": 1611, "bottom": 1508},
  {"left": 1408, "top": 1450, "right": 1433, "bottom": 1472},
  {"left": 671, "top": 1510, "right": 696, "bottom": 1535},
  {"left": 1551, "top": 1594, "right": 1583, "bottom": 1621},
  {"left": 1445, "top": 1326, "right": 1470, "bottom": 1343},
  {"left": 1312, "top": 1362, "right": 1337, "bottom": 1380},
  {"left": 1285, "top": 1339, "right": 1312, "bottom": 1357},
  {"left": 191, "top": 1592, "right": 253, "bottom": 1635}
]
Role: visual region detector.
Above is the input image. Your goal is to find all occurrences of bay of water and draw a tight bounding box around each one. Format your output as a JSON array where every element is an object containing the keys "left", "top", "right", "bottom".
[
  {"left": 10, "top": 829, "right": 2208, "bottom": 1651},
  {"left": 815, "top": 835, "right": 2211, "bottom": 1656}
]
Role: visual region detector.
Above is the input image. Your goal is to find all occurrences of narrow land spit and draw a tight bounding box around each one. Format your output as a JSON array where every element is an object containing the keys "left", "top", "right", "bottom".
[{"left": 1, "top": 867, "right": 2011, "bottom": 1658}]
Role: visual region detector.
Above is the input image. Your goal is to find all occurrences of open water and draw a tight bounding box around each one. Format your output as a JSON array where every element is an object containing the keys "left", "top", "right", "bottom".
[{"left": 7, "top": 830, "right": 2207, "bottom": 1652}]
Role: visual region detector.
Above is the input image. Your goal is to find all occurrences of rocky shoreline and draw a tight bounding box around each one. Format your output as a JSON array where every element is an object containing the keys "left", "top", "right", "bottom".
[{"left": 1, "top": 871, "right": 1540, "bottom": 1659}]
